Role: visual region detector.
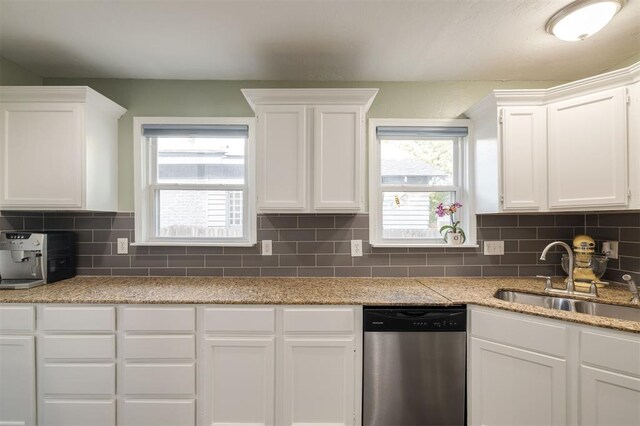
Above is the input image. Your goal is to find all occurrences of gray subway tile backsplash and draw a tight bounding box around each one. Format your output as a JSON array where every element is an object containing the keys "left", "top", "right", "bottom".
[{"left": 1, "top": 211, "right": 638, "bottom": 282}]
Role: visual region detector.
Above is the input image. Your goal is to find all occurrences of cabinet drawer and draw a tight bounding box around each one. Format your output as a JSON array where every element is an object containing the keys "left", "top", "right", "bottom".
[
  {"left": 42, "top": 399, "right": 115, "bottom": 426},
  {"left": 121, "top": 399, "right": 195, "bottom": 426},
  {"left": 283, "top": 307, "right": 355, "bottom": 333},
  {"left": 41, "top": 306, "right": 115, "bottom": 332},
  {"left": 123, "top": 335, "right": 195, "bottom": 360},
  {"left": 123, "top": 364, "right": 195, "bottom": 395},
  {"left": 470, "top": 307, "right": 567, "bottom": 358},
  {"left": 42, "top": 335, "right": 115, "bottom": 360},
  {"left": 203, "top": 307, "right": 275, "bottom": 333},
  {"left": 581, "top": 330, "right": 640, "bottom": 376},
  {"left": 0, "top": 305, "right": 34, "bottom": 332},
  {"left": 42, "top": 363, "right": 115, "bottom": 395},
  {"left": 122, "top": 307, "right": 195, "bottom": 332}
]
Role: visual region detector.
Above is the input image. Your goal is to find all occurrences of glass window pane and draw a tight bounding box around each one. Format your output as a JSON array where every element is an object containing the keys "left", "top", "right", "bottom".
[
  {"left": 382, "top": 192, "right": 455, "bottom": 239},
  {"left": 380, "top": 139, "right": 454, "bottom": 185},
  {"left": 157, "top": 190, "right": 244, "bottom": 239},
  {"left": 155, "top": 137, "right": 245, "bottom": 184}
]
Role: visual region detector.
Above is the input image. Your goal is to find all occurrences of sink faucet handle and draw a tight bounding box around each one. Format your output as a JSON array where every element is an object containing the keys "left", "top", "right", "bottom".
[
  {"left": 622, "top": 274, "right": 639, "bottom": 305},
  {"left": 588, "top": 281, "right": 599, "bottom": 298},
  {"left": 536, "top": 275, "right": 553, "bottom": 290}
]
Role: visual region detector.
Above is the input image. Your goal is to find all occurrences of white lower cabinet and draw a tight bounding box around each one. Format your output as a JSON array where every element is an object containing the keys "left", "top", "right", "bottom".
[
  {"left": 200, "top": 306, "right": 361, "bottom": 426},
  {"left": 37, "top": 306, "right": 116, "bottom": 426},
  {"left": 469, "top": 305, "right": 640, "bottom": 426},
  {"left": 579, "top": 329, "right": 640, "bottom": 425},
  {"left": 469, "top": 307, "right": 568, "bottom": 425},
  {"left": 119, "top": 306, "right": 196, "bottom": 426},
  {"left": 470, "top": 337, "right": 567, "bottom": 425},
  {"left": 203, "top": 337, "right": 276, "bottom": 426},
  {"left": 0, "top": 335, "right": 36, "bottom": 426},
  {"left": 580, "top": 366, "right": 640, "bottom": 426},
  {"left": 0, "top": 305, "right": 36, "bottom": 426},
  {"left": 282, "top": 337, "right": 356, "bottom": 426}
]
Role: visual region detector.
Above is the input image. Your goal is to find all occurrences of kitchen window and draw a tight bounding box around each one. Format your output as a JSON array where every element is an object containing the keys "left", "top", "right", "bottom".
[
  {"left": 133, "top": 117, "right": 256, "bottom": 246},
  {"left": 368, "top": 119, "right": 476, "bottom": 247}
]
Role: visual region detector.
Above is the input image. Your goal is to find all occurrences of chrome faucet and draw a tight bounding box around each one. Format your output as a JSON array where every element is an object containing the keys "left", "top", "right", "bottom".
[
  {"left": 622, "top": 274, "right": 639, "bottom": 305},
  {"left": 539, "top": 241, "right": 598, "bottom": 297}
]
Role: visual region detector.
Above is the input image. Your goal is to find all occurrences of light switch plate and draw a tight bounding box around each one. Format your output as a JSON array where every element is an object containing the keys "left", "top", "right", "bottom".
[
  {"left": 484, "top": 241, "right": 504, "bottom": 256},
  {"left": 117, "top": 238, "right": 129, "bottom": 255},
  {"left": 351, "top": 240, "right": 363, "bottom": 257},
  {"left": 262, "top": 240, "right": 273, "bottom": 256},
  {"left": 602, "top": 241, "right": 618, "bottom": 259}
]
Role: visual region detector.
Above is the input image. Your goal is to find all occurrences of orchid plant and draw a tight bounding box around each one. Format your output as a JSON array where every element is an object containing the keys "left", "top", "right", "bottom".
[{"left": 435, "top": 202, "right": 466, "bottom": 243}]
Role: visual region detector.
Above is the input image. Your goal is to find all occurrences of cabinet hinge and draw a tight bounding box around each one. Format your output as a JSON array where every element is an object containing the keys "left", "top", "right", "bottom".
[
  {"left": 498, "top": 109, "right": 503, "bottom": 125},
  {"left": 500, "top": 194, "right": 504, "bottom": 203},
  {"left": 626, "top": 88, "right": 631, "bottom": 105},
  {"left": 629, "top": 188, "right": 633, "bottom": 199}
]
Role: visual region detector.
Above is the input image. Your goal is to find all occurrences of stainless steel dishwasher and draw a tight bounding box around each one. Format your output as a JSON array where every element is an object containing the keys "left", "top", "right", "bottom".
[{"left": 363, "top": 306, "right": 467, "bottom": 426}]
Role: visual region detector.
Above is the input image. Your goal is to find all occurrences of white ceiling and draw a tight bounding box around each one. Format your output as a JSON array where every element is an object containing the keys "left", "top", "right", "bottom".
[{"left": 0, "top": 0, "right": 638, "bottom": 82}]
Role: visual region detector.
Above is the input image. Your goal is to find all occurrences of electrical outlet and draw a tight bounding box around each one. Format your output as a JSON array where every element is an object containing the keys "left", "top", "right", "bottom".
[
  {"left": 484, "top": 241, "right": 504, "bottom": 256},
  {"left": 117, "top": 238, "right": 129, "bottom": 254},
  {"left": 262, "top": 240, "right": 272, "bottom": 256},
  {"left": 602, "top": 241, "right": 618, "bottom": 259},
  {"left": 351, "top": 239, "right": 363, "bottom": 257}
]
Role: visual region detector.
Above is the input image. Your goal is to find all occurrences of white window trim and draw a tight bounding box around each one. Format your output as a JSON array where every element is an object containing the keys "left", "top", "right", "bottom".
[
  {"left": 133, "top": 116, "right": 256, "bottom": 246},
  {"left": 368, "top": 118, "right": 477, "bottom": 247}
]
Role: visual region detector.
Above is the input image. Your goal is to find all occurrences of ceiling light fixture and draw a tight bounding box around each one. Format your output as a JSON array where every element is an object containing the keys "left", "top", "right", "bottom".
[{"left": 546, "top": 0, "right": 626, "bottom": 41}]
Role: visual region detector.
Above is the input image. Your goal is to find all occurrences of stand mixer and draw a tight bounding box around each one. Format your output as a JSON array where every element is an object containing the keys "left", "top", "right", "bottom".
[{"left": 561, "top": 234, "right": 609, "bottom": 289}]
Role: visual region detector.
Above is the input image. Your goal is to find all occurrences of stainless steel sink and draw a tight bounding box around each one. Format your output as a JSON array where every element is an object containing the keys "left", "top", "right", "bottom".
[{"left": 494, "top": 290, "right": 640, "bottom": 322}]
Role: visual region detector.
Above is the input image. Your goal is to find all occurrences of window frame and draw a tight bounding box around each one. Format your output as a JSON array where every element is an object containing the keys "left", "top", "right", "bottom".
[
  {"left": 133, "top": 116, "right": 256, "bottom": 246},
  {"left": 368, "top": 118, "right": 477, "bottom": 247}
]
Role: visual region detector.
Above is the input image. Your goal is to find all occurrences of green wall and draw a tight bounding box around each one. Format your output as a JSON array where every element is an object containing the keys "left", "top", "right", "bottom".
[
  {"left": 44, "top": 78, "right": 566, "bottom": 211},
  {"left": 0, "top": 56, "right": 43, "bottom": 85}
]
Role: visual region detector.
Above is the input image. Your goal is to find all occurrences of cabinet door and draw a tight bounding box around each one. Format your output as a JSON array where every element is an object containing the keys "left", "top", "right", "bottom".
[
  {"left": 469, "top": 337, "right": 567, "bottom": 426},
  {"left": 580, "top": 365, "right": 640, "bottom": 426},
  {"left": 121, "top": 399, "right": 195, "bottom": 426},
  {"left": 282, "top": 337, "right": 356, "bottom": 426},
  {"left": 501, "top": 106, "right": 547, "bottom": 210},
  {"left": 0, "top": 102, "right": 83, "bottom": 208},
  {"left": 203, "top": 337, "right": 276, "bottom": 426},
  {"left": 547, "top": 88, "right": 627, "bottom": 209},
  {"left": 257, "top": 105, "right": 307, "bottom": 211},
  {"left": 41, "top": 399, "right": 115, "bottom": 426},
  {"left": 0, "top": 336, "right": 36, "bottom": 426},
  {"left": 313, "top": 106, "right": 362, "bottom": 211}
]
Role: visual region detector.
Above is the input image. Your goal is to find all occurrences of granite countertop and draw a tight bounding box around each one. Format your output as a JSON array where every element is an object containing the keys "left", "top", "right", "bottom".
[{"left": 0, "top": 276, "right": 638, "bottom": 333}]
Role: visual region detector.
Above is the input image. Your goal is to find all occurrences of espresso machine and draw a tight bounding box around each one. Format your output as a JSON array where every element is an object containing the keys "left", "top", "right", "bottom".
[{"left": 0, "top": 232, "right": 76, "bottom": 289}]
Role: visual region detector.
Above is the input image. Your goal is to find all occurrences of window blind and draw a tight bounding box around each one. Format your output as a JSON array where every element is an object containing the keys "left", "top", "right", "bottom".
[
  {"left": 376, "top": 126, "right": 468, "bottom": 139},
  {"left": 142, "top": 124, "right": 249, "bottom": 138}
]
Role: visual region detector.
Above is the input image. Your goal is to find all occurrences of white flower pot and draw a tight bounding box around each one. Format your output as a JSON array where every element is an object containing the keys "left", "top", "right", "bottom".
[{"left": 447, "top": 232, "right": 464, "bottom": 246}]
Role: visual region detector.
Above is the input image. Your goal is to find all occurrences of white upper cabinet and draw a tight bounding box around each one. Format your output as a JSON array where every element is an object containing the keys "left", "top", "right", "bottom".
[
  {"left": 467, "top": 61, "right": 639, "bottom": 213},
  {"left": 242, "top": 89, "right": 377, "bottom": 213},
  {"left": 548, "top": 87, "right": 627, "bottom": 209},
  {"left": 467, "top": 95, "right": 548, "bottom": 214},
  {"left": 256, "top": 105, "right": 308, "bottom": 211},
  {"left": 0, "top": 86, "right": 126, "bottom": 211},
  {"left": 313, "top": 106, "right": 362, "bottom": 211},
  {"left": 501, "top": 106, "right": 547, "bottom": 211}
]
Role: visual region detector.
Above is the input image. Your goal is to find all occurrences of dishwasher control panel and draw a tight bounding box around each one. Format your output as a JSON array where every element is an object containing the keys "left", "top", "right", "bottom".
[{"left": 364, "top": 306, "right": 466, "bottom": 332}]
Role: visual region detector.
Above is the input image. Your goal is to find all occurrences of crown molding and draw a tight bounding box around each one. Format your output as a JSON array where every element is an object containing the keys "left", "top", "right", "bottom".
[
  {"left": 467, "top": 61, "right": 640, "bottom": 115},
  {"left": 0, "top": 86, "right": 127, "bottom": 117},
  {"left": 241, "top": 88, "right": 379, "bottom": 112}
]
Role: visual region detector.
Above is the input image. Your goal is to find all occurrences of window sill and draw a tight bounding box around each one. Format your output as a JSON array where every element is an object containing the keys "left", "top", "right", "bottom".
[
  {"left": 370, "top": 243, "right": 479, "bottom": 248},
  {"left": 131, "top": 242, "right": 256, "bottom": 247}
]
